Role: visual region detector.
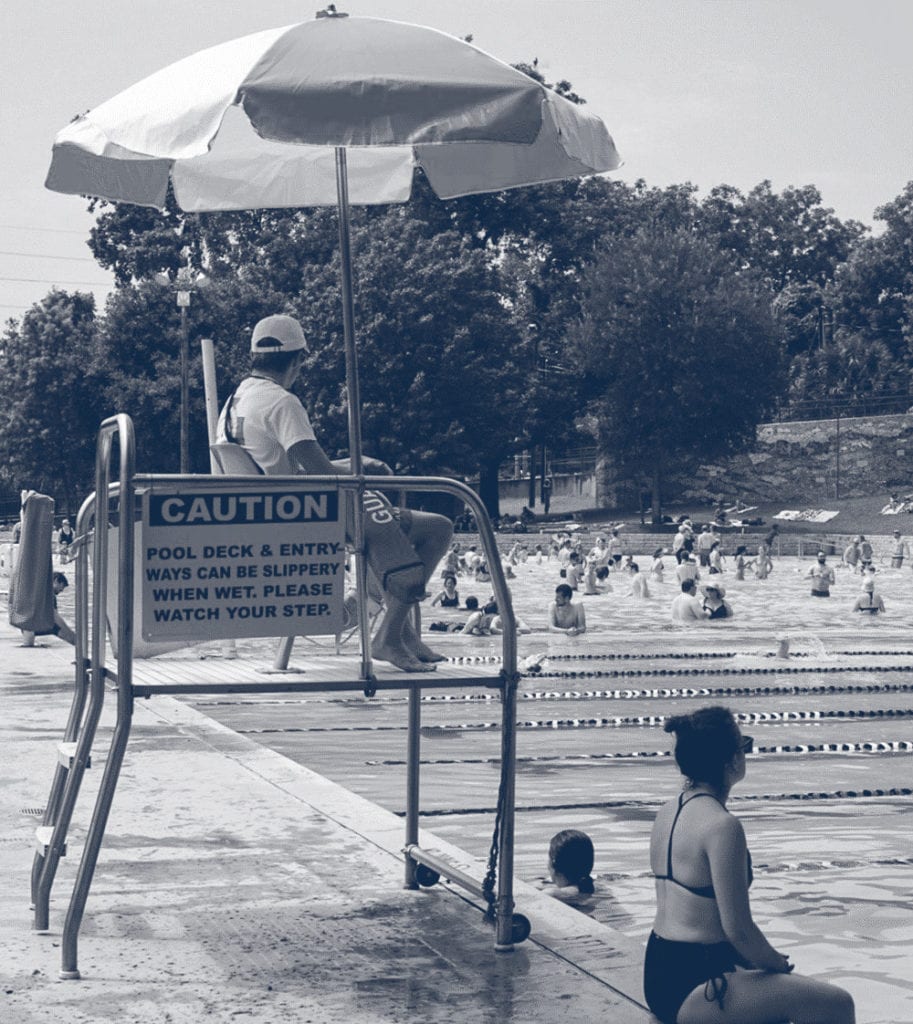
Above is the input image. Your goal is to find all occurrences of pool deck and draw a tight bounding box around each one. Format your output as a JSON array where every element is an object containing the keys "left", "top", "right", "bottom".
[{"left": 0, "top": 616, "right": 655, "bottom": 1024}]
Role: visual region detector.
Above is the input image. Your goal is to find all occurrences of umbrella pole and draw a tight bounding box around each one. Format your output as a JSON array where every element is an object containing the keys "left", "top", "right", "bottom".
[
  {"left": 335, "top": 147, "right": 363, "bottom": 476},
  {"left": 335, "top": 148, "right": 372, "bottom": 682}
]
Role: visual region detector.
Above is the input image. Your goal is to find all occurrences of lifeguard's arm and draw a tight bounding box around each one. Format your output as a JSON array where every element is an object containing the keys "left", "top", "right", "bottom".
[
  {"left": 288, "top": 440, "right": 392, "bottom": 478},
  {"left": 706, "top": 814, "right": 790, "bottom": 972},
  {"left": 287, "top": 438, "right": 342, "bottom": 476},
  {"left": 330, "top": 456, "right": 394, "bottom": 476}
]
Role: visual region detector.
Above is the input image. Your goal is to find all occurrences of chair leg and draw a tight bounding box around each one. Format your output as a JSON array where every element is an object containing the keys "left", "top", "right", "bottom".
[{"left": 273, "top": 635, "right": 295, "bottom": 670}]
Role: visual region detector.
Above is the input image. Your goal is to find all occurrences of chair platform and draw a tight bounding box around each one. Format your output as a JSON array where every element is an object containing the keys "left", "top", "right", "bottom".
[{"left": 127, "top": 651, "right": 506, "bottom": 697}]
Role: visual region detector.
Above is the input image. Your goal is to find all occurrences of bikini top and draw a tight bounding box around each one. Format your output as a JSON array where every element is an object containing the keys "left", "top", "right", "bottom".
[{"left": 655, "top": 792, "right": 752, "bottom": 898}]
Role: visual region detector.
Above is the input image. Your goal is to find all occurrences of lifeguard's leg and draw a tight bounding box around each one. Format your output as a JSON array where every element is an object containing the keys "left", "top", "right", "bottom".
[
  {"left": 399, "top": 511, "right": 452, "bottom": 661},
  {"left": 373, "top": 511, "right": 452, "bottom": 669}
]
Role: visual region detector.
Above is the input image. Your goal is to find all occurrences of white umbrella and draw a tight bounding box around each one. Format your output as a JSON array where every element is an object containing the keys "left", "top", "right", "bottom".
[{"left": 46, "top": 11, "right": 620, "bottom": 468}]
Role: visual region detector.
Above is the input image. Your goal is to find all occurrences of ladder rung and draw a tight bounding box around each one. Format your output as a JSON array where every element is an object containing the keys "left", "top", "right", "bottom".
[
  {"left": 35, "top": 827, "right": 66, "bottom": 857},
  {"left": 57, "top": 742, "right": 90, "bottom": 769}
]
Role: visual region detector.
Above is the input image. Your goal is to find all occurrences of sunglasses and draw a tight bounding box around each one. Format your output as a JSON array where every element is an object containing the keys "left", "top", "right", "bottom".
[{"left": 739, "top": 735, "right": 754, "bottom": 754}]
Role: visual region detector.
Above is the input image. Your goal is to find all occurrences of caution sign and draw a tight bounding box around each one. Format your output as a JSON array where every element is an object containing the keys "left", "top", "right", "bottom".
[{"left": 140, "top": 484, "right": 345, "bottom": 642}]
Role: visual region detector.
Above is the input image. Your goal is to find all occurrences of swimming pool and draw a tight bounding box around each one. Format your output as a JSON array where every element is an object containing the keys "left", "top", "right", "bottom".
[{"left": 184, "top": 553, "right": 913, "bottom": 1023}]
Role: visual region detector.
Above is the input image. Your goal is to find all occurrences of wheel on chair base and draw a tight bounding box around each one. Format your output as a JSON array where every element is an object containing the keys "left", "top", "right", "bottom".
[
  {"left": 510, "top": 913, "right": 532, "bottom": 943},
  {"left": 415, "top": 864, "right": 440, "bottom": 888}
]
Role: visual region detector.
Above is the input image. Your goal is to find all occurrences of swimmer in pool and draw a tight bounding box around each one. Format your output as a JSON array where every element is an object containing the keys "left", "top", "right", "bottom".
[
  {"left": 807, "top": 551, "right": 835, "bottom": 597},
  {"left": 548, "top": 584, "right": 587, "bottom": 636},
  {"left": 430, "top": 572, "right": 460, "bottom": 608},
  {"left": 650, "top": 548, "right": 666, "bottom": 582},
  {"left": 539, "top": 829, "right": 596, "bottom": 911},
  {"left": 644, "top": 706, "right": 855, "bottom": 1024},
  {"left": 671, "top": 579, "right": 707, "bottom": 622},
  {"left": 701, "top": 582, "right": 733, "bottom": 619},
  {"left": 852, "top": 577, "right": 885, "bottom": 615}
]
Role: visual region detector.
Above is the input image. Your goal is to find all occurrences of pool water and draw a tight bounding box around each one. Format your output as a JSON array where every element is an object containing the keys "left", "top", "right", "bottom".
[{"left": 186, "top": 552, "right": 913, "bottom": 1024}]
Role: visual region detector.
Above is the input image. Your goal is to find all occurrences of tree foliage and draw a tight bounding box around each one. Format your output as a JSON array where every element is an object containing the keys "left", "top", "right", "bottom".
[
  {"left": 0, "top": 291, "right": 103, "bottom": 511},
  {"left": 831, "top": 181, "right": 913, "bottom": 365},
  {"left": 569, "top": 225, "right": 781, "bottom": 519},
  {"left": 700, "top": 181, "right": 866, "bottom": 292},
  {"left": 3, "top": 116, "right": 908, "bottom": 516}
]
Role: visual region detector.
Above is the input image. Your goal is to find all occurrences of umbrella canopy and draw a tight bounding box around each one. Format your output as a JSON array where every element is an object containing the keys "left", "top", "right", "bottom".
[
  {"left": 46, "top": 12, "right": 621, "bottom": 476},
  {"left": 46, "top": 15, "right": 620, "bottom": 211}
]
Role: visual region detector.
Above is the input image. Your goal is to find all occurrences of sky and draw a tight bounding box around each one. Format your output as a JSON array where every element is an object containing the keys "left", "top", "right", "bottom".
[{"left": 1, "top": 0, "right": 911, "bottom": 321}]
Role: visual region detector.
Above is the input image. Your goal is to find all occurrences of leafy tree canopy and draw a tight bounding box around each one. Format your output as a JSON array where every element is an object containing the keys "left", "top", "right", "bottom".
[
  {"left": 0, "top": 291, "right": 103, "bottom": 510},
  {"left": 569, "top": 224, "right": 782, "bottom": 519}
]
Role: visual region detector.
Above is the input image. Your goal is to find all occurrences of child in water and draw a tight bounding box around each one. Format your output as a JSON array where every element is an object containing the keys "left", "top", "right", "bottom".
[{"left": 539, "top": 829, "right": 596, "bottom": 910}]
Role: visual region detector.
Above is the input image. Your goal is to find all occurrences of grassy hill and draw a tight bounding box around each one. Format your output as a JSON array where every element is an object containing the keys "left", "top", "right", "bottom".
[{"left": 502, "top": 493, "right": 909, "bottom": 538}]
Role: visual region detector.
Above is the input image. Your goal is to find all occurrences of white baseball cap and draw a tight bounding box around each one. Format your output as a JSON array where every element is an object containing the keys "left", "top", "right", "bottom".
[{"left": 250, "top": 314, "right": 308, "bottom": 353}]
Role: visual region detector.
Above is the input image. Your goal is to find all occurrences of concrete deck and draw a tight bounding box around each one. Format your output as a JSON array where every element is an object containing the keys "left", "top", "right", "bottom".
[{"left": 0, "top": 614, "right": 654, "bottom": 1024}]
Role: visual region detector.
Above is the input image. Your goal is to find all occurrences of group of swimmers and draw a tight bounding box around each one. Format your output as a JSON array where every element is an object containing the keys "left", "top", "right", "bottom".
[{"left": 428, "top": 525, "right": 901, "bottom": 643}]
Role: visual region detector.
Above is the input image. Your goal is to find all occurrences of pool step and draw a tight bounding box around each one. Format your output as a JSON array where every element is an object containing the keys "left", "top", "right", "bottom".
[
  {"left": 34, "top": 827, "right": 66, "bottom": 858},
  {"left": 57, "top": 742, "right": 91, "bottom": 769}
]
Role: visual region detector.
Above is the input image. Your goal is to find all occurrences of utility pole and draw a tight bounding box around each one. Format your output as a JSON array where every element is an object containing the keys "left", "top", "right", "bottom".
[{"left": 157, "top": 264, "right": 207, "bottom": 473}]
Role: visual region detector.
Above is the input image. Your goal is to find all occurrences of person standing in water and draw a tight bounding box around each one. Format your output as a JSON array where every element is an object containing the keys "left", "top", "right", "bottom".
[
  {"left": 807, "top": 551, "right": 835, "bottom": 597},
  {"left": 548, "top": 583, "right": 587, "bottom": 636}
]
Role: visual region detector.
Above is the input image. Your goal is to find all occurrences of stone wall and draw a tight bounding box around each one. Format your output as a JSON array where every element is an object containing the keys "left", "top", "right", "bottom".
[{"left": 598, "top": 413, "right": 913, "bottom": 508}]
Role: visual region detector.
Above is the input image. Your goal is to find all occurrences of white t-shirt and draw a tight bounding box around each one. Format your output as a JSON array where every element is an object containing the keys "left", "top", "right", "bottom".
[{"left": 215, "top": 376, "right": 316, "bottom": 475}]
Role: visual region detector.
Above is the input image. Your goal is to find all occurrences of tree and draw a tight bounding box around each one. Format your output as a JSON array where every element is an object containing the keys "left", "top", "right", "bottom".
[
  {"left": 569, "top": 225, "right": 781, "bottom": 520},
  {"left": 700, "top": 181, "right": 866, "bottom": 292},
  {"left": 831, "top": 181, "right": 913, "bottom": 367},
  {"left": 788, "top": 330, "right": 898, "bottom": 413},
  {"left": 0, "top": 291, "right": 103, "bottom": 511},
  {"left": 97, "top": 275, "right": 288, "bottom": 473},
  {"left": 773, "top": 281, "right": 829, "bottom": 359},
  {"left": 289, "top": 211, "right": 528, "bottom": 515}
]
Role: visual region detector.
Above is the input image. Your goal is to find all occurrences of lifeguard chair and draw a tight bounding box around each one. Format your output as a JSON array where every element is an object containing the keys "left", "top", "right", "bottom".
[{"left": 31, "top": 414, "right": 527, "bottom": 979}]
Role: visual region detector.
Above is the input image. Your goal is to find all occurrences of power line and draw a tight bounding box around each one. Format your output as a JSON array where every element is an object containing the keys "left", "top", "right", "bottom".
[
  {"left": 0, "top": 250, "right": 98, "bottom": 262},
  {"left": 0, "top": 275, "right": 111, "bottom": 286},
  {"left": 0, "top": 223, "right": 90, "bottom": 235}
]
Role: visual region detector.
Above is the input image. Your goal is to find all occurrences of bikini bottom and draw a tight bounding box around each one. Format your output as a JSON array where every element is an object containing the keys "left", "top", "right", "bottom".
[{"left": 643, "top": 930, "right": 749, "bottom": 1024}]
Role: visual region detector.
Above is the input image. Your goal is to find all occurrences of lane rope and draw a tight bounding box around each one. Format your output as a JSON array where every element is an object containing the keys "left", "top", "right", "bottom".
[
  {"left": 193, "top": 681, "right": 913, "bottom": 710},
  {"left": 368, "top": 740, "right": 913, "bottom": 767},
  {"left": 236, "top": 709, "right": 913, "bottom": 735},
  {"left": 404, "top": 786, "right": 913, "bottom": 817}
]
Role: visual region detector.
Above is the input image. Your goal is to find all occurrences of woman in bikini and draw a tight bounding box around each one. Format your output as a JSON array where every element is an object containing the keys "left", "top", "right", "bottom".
[
  {"left": 852, "top": 578, "right": 885, "bottom": 615},
  {"left": 644, "top": 705, "right": 855, "bottom": 1024},
  {"left": 430, "top": 572, "right": 460, "bottom": 608}
]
